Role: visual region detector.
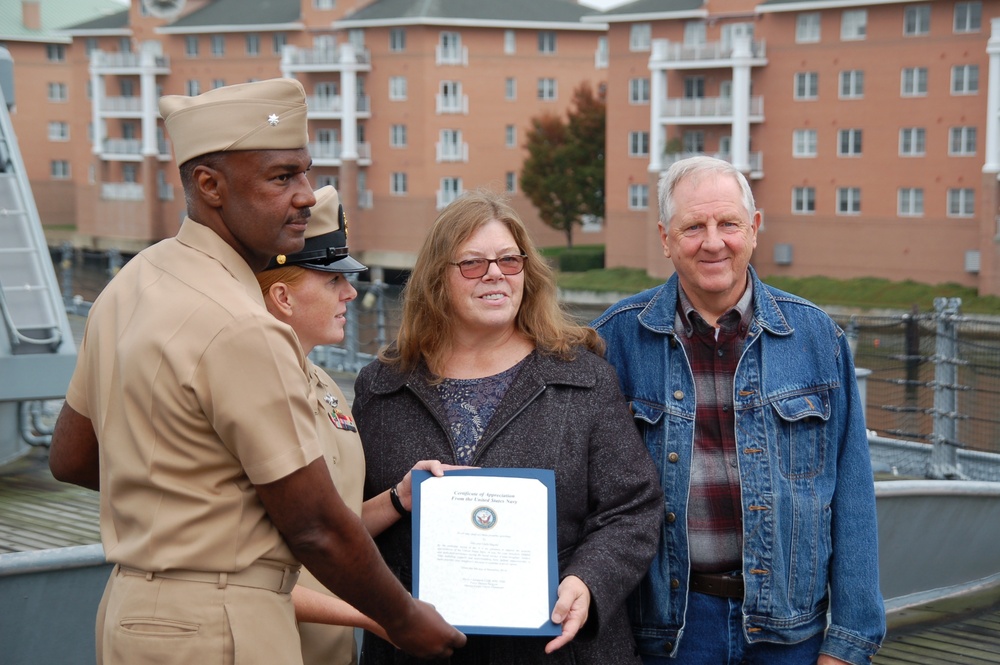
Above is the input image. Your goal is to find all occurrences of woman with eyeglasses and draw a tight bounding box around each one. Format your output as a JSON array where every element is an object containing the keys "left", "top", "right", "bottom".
[{"left": 353, "top": 189, "right": 663, "bottom": 664}]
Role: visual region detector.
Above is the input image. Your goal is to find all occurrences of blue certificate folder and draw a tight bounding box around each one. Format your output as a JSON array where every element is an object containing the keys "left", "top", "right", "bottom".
[{"left": 411, "top": 468, "right": 561, "bottom": 636}]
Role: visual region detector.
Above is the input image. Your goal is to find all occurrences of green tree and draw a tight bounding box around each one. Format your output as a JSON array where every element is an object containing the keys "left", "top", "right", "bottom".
[{"left": 520, "top": 82, "right": 606, "bottom": 248}]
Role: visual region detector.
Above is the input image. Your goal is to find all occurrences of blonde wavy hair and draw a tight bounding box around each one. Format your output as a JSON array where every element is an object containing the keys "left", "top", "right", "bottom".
[{"left": 382, "top": 189, "right": 603, "bottom": 376}]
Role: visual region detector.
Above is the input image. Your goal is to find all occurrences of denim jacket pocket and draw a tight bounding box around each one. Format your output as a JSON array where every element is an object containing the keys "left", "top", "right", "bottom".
[{"left": 769, "top": 389, "right": 831, "bottom": 479}]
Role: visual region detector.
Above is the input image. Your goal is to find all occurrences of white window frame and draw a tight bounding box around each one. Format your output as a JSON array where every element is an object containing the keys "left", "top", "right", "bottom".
[
  {"left": 47, "top": 82, "right": 68, "bottom": 102},
  {"left": 47, "top": 44, "right": 66, "bottom": 62},
  {"left": 841, "top": 9, "right": 867, "bottom": 41},
  {"left": 211, "top": 34, "right": 225, "bottom": 57},
  {"left": 538, "top": 78, "right": 557, "bottom": 101},
  {"left": 439, "top": 177, "right": 463, "bottom": 209},
  {"left": 630, "top": 23, "right": 652, "bottom": 51},
  {"left": 683, "top": 131, "right": 705, "bottom": 154},
  {"left": 898, "top": 188, "right": 924, "bottom": 216},
  {"left": 793, "top": 129, "right": 817, "bottom": 157},
  {"left": 839, "top": 70, "right": 864, "bottom": 99},
  {"left": 391, "top": 172, "right": 407, "bottom": 196},
  {"left": 954, "top": 1, "right": 982, "bottom": 32},
  {"left": 903, "top": 5, "right": 931, "bottom": 36},
  {"left": 628, "top": 131, "right": 650, "bottom": 157},
  {"left": 792, "top": 187, "right": 816, "bottom": 214},
  {"left": 505, "top": 124, "right": 516, "bottom": 148},
  {"left": 794, "top": 72, "right": 818, "bottom": 100},
  {"left": 389, "top": 76, "right": 407, "bottom": 101},
  {"left": 390, "top": 28, "right": 406, "bottom": 52},
  {"left": 901, "top": 67, "right": 928, "bottom": 96},
  {"left": 186, "top": 80, "right": 200, "bottom": 97},
  {"left": 949, "top": 127, "right": 976, "bottom": 155},
  {"left": 245, "top": 34, "right": 260, "bottom": 56},
  {"left": 838, "top": 129, "right": 863, "bottom": 156},
  {"left": 504, "top": 30, "right": 516, "bottom": 54},
  {"left": 505, "top": 77, "right": 516, "bottom": 101},
  {"left": 273, "top": 33, "right": 287, "bottom": 54},
  {"left": 951, "top": 65, "right": 979, "bottom": 94},
  {"left": 538, "top": 31, "right": 556, "bottom": 54},
  {"left": 837, "top": 187, "right": 861, "bottom": 215},
  {"left": 51, "top": 160, "right": 70, "bottom": 179},
  {"left": 947, "top": 188, "right": 975, "bottom": 217},
  {"left": 48, "top": 121, "right": 69, "bottom": 141},
  {"left": 796, "top": 13, "right": 820, "bottom": 43},
  {"left": 506, "top": 171, "right": 517, "bottom": 194},
  {"left": 629, "top": 78, "right": 650, "bottom": 104},
  {"left": 684, "top": 21, "right": 706, "bottom": 46},
  {"left": 390, "top": 124, "right": 407, "bottom": 148},
  {"left": 899, "top": 128, "right": 926, "bottom": 156},
  {"left": 628, "top": 184, "right": 649, "bottom": 210}
]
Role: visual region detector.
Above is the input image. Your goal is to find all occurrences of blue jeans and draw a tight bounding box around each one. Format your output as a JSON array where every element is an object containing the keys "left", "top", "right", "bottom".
[{"left": 641, "top": 591, "right": 825, "bottom": 665}]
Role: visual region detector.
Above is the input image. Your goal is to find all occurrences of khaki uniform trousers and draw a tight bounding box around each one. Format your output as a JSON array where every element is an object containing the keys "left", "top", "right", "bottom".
[{"left": 96, "top": 563, "right": 301, "bottom": 665}]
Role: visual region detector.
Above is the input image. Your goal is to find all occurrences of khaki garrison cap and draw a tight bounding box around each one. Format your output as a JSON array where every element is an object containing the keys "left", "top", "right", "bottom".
[
  {"left": 264, "top": 186, "right": 367, "bottom": 274},
  {"left": 159, "top": 78, "right": 309, "bottom": 166}
]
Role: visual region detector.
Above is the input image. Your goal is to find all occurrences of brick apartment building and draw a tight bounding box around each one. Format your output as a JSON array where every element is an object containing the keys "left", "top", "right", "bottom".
[{"left": 4, "top": 0, "right": 1000, "bottom": 294}]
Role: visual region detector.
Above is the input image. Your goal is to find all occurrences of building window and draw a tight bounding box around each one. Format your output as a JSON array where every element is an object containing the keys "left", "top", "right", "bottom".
[
  {"left": 506, "top": 172, "right": 517, "bottom": 193},
  {"left": 538, "top": 31, "right": 556, "bottom": 54},
  {"left": 185, "top": 35, "right": 199, "bottom": 57},
  {"left": 947, "top": 188, "right": 975, "bottom": 217},
  {"left": 793, "top": 129, "right": 818, "bottom": 157},
  {"left": 837, "top": 187, "right": 861, "bottom": 214},
  {"left": 684, "top": 76, "right": 705, "bottom": 99},
  {"left": 273, "top": 33, "right": 287, "bottom": 54},
  {"left": 628, "top": 131, "right": 650, "bottom": 157},
  {"left": 211, "top": 35, "right": 225, "bottom": 56},
  {"left": 389, "top": 28, "right": 406, "bottom": 52},
  {"left": 47, "top": 44, "right": 66, "bottom": 62},
  {"left": 629, "top": 78, "right": 650, "bottom": 104},
  {"left": 85, "top": 38, "right": 98, "bottom": 55},
  {"left": 903, "top": 5, "right": 931, "bottom": 36},
  {"left": 683, "top": 131, "right": 705, "bottom": 153},
  {"left": 504, "top": 30, "right": 516, "bottom": 54},
  {"left": 186, "top": 80, "right": 200, "bottom": 96},
  {"left": 792, "top": 187, "right": 816, "bottom": 214},
  {"left": 390, "top": 124, "right": 407, "bottom": 147},
  {"left": 898, "top": 188, "right": 924, "bottom": 216},
  {"left": 120, "top": 79, "right": 135, "bottom": 97},
  {"left": 440, "top": 177, "right": 462, "bottom": 208},
  {"left": 954, "top": 1, "right": 981, "bottom": 32},
  {"left": 505, "top": 124, "right": 516, "bottom": 148},
  {"left": 628, "top": 184, "right": 649, "bottom": 210},
  {"left": 246, "top": 34, "right": 260, "bottom": 56},
  {"left": 630, "top": 23, "right": 651, "bottom": 51},
  {"left": 952, "top": 65, "right": 979, "bottom": 94},
  {"left": 838, "top": 129, "right": 863, "bottom": 156},
  {"left": 438, "top": 129, "right": 464, "bottom": 162},
  {"left": 900, "top": 128, "right": 926, "bottom": 156},
  {"left": 537, "top": 78, "right": 556, "bottom": 101},
  {"left": 315, "top": 175, "right": 338, "bottom": 189},
  {"left": 51, "top": 160, "right": 70, "bottom": 179},
  {"left": 841, "top": 9, "right": 867, "bottom": 40},
  {"left": 391, "top": 172, "right": 407, "bottom": 195},
  {"left": 212, "top": 79, "right": 225, "bottom": 89},
  {"left": 794, "top": 72, "right": 818, "bottom": 100},
  {"left": 505, "top": 77, "right": 516, "bottom": 101},
  {"left": 48, "top": 122, "right": 69, "bottom": 141},
  {"left": 389, "top": 77, "right": 407, "bottom": 101},
  {"left": 839, "top": 70, "right": 864, "bottom": 98},
  {"left": 949, "top": 127, "right": 977, "bottom": 155},
  {"left": 796, "top": 13, "right": 820, "bottom": 43},
  {"left": 439, "top": 32, "right": 463, "bottom": 64},
  {"left": 47, "top": 83, "right": 68, "bottom": 101},
  {"left": 684, "top": 21, "right": 706, "bottom": 46},
  {"left": 901, "top": 67, "right": 928, "bottom": 96}
]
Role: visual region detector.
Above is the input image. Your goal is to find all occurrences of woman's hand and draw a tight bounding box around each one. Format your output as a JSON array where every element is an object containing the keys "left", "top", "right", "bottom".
[
  {"left": 544, "top": 575, "right": 591, "bottom": 654},
  {"left": 395, "top": 460, "right": 475, "bottom": 511}
]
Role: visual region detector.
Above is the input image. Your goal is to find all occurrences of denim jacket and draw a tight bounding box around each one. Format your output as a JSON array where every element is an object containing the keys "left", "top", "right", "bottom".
[{"left": 592, "top": 268, "right": 885, "bottom": 665}]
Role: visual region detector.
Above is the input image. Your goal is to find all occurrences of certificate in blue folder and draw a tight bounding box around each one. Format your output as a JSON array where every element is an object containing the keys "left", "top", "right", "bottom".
[{"left": 411, "top": 468, "right": 561, "bottom": 636}]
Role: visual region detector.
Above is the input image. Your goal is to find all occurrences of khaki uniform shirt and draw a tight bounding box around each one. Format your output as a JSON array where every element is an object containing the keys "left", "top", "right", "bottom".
[
  {"left": 296, "top": 363, "right": 365, "bottom": 665},
  {"left": 66, "top": 219, "right": 323, "bottom": 572}
]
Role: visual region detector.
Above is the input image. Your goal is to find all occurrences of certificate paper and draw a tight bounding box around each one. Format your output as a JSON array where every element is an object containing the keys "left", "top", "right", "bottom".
[{"left": 412, "top": 468, "right": 560, "bottom": 636}]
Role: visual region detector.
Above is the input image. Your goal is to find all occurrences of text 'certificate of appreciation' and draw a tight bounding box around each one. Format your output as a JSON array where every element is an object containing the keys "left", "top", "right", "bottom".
[{"left": 411, "top": 468, "right": 560, "bottom": 636}]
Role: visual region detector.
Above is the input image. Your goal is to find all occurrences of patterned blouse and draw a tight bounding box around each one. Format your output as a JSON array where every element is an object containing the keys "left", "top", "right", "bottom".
[{"left": 433, "top": 355, "right": 530, "bottom": 465}]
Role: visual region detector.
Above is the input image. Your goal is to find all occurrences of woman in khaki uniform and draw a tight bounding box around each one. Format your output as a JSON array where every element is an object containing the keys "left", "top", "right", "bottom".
[{"left": 257, "top": 186, "right": 450, "bottom": 664}]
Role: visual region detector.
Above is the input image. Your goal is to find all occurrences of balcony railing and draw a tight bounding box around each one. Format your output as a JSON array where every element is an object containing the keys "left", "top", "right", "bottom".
[
  {"left": 660, "top": 96, "right": 764, "bottom": 120},
  {"left": 435, "top": 94, "right": 468, "bottom": 114},
  {"left": 101, "top": 138, "right": 141, "bottom": 156},
  {"left": 90, "top": 51, "right": 170, "bottom": 71},
  {"left": 436, "top": 142, "right": 469, "bottom": 162},
  {"left": 662, "top": 151, "right": 763, "bottom": 173},
  {"left": 435, "top": 45, "right": 468, "bottom": 66},
  {"left": 100, "top": 97, "right": 142, "bottom": 114},
  {"left": 101, "top": 182, "right": 144, "bottom": 201},
  {"left": 282, "top": 45, "right": 371, "bottom": 68},
  {"left": 308, "top": 141, "right": 372, "bottom": 162},
  {"left": 305, "top": 95, "right": 372, "bottom": 115},
  {"left": 650, "top": 39, "right": 766, "bottom": 65}
]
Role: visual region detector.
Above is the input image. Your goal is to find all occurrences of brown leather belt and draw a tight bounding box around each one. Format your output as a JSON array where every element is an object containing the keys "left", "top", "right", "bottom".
[
  {"left": 118, "top": 561, "right": 300, "bottom": 594},
  {"left": 689, "top": 571, "right": 744, "bottom": 599}
]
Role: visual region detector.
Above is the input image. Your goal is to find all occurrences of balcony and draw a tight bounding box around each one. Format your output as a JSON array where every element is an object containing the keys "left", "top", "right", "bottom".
[
  {"left": 308, "top": 141, "right": 372, "bottom": 166},
  {"left": 435, "top": 94, "right": 469, "bottom": 115},
  {"left": 650, "top": 39, "right": 766, "bottom": 69},
  {"left": 435, "top": 45, "right": 468, "bottom": 66},
  {"left": 662, "top": 151, "right": 764, "bottom": 178},
  {"left": 659, "top": 96, "right": 764, "bottom": 124},
  {"left": 90, "top": 50, "right": 170, "bottom": 74},
  {"left": 97, "top": 139, "right": 172, "bottom": 162},
  {"left": 281, "top": 45, "right": 371, "bottom": 72},
  {"left": 305, "top": 95, "right": 371, "bottom": 118},
  {"left": 99, "top": 96, "right": 142, "bottom": 116},
  {"left": 101, "top": 182, "right": 144, "bottom": 201},
  {"left": 436, "top": 142, "right": 469, "bottom": 163}
]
